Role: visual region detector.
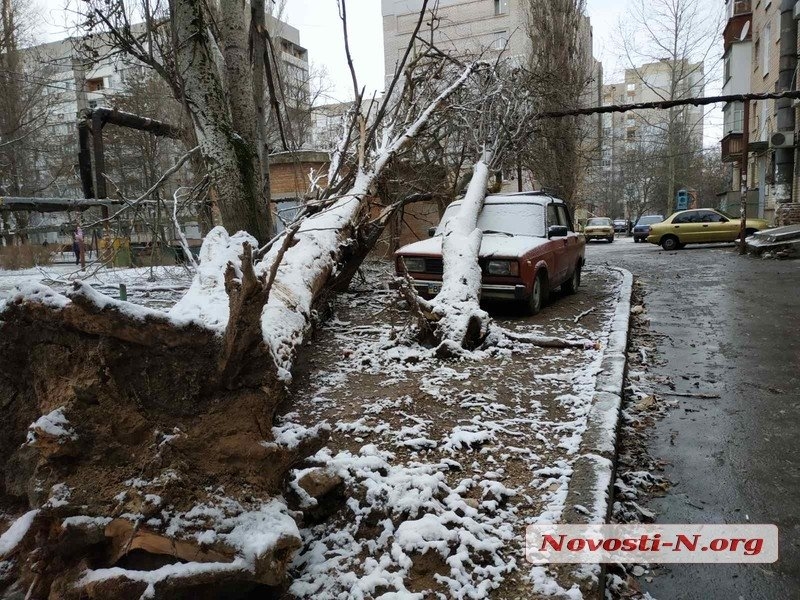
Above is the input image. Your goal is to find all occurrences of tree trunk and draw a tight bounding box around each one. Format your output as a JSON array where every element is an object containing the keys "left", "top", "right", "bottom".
[
  {"left": 171, "top": 0, "right": 271, "bottom": 243},
  {"left": 250, "top": 0, "right": 275, "bottom": 235},
  {"left": 417, "top": 157, "right": 492, "bottom": 351}
]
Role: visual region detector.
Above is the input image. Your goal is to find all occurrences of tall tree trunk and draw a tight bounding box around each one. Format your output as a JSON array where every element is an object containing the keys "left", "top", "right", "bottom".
[
  {"left": 250, "top": 0, "right": 275, "bottom": 235},
  {"left": 171, "top": 0, "right": 271, "bottom": 243}
]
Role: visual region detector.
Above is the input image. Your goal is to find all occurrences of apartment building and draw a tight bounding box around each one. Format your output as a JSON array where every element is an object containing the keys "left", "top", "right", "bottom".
[
  {"left": 382, "top": 0, "right": 601, "bottom": 208},
  {"left": 719, "top": 0, "right": 800, "bottom": 224},
  {"left": 597, "top": 59, "right": 705, "bottom": 218},
  {"left": 382, "top": 0, "right": 527, "bottom": 79},
  {"left": 1, "top": 15, "right": 310, "bottom": 245}
]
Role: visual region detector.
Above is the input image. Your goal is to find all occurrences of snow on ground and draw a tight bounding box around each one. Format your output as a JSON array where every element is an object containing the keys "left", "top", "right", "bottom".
[
  {"left": 282, "top": 262, "right": 623, "bottom": 598},
  {"left": 0, "top": 264, "right": 194, "bottom": 309},
  {"left": 0, "top": 257, "right": 625, "bottom": 598}
]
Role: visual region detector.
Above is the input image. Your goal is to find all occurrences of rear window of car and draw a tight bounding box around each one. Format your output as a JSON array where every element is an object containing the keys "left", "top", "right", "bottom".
[
  {"left": 587, "top": 218, "right": 611, "bottom": 226},
  {"left": 436, "top": 202, "right": 546, "bottom": 237},
  {"left": 636, "top": 216, "right": 664, "bottom": 226}
]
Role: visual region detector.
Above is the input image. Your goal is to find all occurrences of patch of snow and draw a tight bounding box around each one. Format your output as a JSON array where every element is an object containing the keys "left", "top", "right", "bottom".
[
  {"left": 0, "top": 510, "right": 39, "bottom": 558},
  {"left": 168, "top": 227, "right": 258, "bottom": 333},
  {"left": 62, "top": 516, "right": 113, "bottom": 529},
  {"left": 44, "top": 483, "right": 72, "bottom": 508},
  {"left": 26, "top": 406, "right": 77, "bottom": 444}
]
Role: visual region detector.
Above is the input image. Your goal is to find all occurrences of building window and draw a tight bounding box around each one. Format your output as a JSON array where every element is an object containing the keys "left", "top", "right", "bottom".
[
  {"left": 492, "top": 31, "right": 508, "bottom": 51},
  {"left": 762, "top": 23, "right": 771, "bottom": 74},
  {"left": 626, "top": 83, "right": 636, "bottom": 93},
  {"left": 86, "top": 77, "right": 104, "bottom": 92},
  {"left": 724, "top": 53, "right": 731, "bottom": 82},
  {"left": 494, "top": 0, "right": 508, "bottom": 15},
  {"left": 626, "top": 128, "right": 636, "bottom": 141}
]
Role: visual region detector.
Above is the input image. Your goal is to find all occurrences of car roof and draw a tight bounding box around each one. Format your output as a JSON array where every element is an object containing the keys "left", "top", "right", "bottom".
[{"left": 450, "top": 192, "right": 565, "bottom": 206}]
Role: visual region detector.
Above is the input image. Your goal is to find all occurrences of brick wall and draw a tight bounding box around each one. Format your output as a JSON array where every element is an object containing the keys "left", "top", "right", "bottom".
[
  {"left": 775, "top": 202, "right": 800, "bottom": 226},
  {"left": 268, "top": 151, "right": 330, "bottom": 200}
]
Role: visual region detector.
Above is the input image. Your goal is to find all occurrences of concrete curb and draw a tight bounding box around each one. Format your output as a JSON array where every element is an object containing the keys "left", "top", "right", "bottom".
[{"left": 559, "top": 266, "right": 633, "bottom": 598}]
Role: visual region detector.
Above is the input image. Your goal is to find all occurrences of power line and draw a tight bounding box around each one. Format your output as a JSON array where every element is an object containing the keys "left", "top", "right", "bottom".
[{"left": 538, "top": 90, "right": 800, "bottom": 119}]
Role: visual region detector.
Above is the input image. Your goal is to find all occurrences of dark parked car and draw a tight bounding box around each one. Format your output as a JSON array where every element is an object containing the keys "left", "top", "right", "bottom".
[
  {"left": 632, "top": 214, "right": 665, "bottom": 243},
  {"left": 394, "top": 193, "right": 586, "bottom": 315},
  {"left": 613, "top": 219, "right": 630, "bottom": 233}
]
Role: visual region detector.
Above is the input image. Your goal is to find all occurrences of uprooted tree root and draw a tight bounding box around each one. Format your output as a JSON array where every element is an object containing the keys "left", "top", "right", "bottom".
[{"left": 0, "top": 247, "right": 328, "bottom": 599}]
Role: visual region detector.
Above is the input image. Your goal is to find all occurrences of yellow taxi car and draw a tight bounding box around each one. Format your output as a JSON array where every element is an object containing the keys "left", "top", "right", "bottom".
[
  {"left": 646, "top": 209, "right": 769, "bottom": 250},
  {"left": 584, "top": 217, "right": 615, "bottom": 243}
]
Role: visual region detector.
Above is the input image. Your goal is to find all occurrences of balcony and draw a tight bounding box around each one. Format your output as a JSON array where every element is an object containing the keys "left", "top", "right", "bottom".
[
  {"left": 723, "top": 1, "right": 752, "bottom": 54},
  {"left": 721, "top": 132, "right": 744, "bottom": 162}
]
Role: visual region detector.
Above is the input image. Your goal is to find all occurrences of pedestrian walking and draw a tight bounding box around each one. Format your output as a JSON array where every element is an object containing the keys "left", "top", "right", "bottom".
[{"left": 71, "top": 233, "right": 80, "bottom": 265}]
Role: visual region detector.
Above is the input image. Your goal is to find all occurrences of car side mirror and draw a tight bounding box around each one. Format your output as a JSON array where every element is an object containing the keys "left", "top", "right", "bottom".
[
  {"left": 428, "top": 227, "right": 437, "bottom": 237},
  {"left": 548, "top": 225, "right": 568, "bottom": 238}
]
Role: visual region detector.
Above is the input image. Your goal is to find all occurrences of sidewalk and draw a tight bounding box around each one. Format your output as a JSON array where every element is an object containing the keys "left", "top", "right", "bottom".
[{"left": 282, "top": 262, "right": 632, "bottom": 598}]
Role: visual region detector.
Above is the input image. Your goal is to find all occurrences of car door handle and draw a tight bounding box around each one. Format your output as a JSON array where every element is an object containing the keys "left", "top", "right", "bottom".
[{"left": 702, "top": 224, "right": 709, "bottom": 228}]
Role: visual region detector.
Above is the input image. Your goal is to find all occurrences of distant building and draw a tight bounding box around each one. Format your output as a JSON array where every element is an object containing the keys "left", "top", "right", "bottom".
[
  {"left": 382, "top": 0, "right": 601, "bottom": 208},
  {"left": 382, "top": 0, "right": 527, "bottom": 80},
  {"left": 3, "top": 15, "right": 310, "bottom": 246},
  {"left": 597, "top": 59, "right": 704, "bottom": 218}
]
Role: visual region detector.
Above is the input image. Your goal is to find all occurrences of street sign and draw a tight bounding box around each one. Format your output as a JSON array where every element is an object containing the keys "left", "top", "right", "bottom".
[{"left": 676, "top": 189, "right": 690, "bottom": 211}]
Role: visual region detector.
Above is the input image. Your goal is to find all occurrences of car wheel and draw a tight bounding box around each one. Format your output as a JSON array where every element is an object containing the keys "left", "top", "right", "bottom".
[
  {"left": 745, "top": 228, "right": 757, "bottom": 237},
  {"left": 661, "top": 235, "right": 679, "bottom": 251},
  {"left": 563, "top": 265, "right": 580, "bottom": 295},
  {"left": 526, "top": 272, "right": 549, "bottom": 315},
  {"left": 608, "top": 236, "right": 614, "bottom": 243},
  {"left": 633, "top": 237, "right": 640, "bottom": 243}
]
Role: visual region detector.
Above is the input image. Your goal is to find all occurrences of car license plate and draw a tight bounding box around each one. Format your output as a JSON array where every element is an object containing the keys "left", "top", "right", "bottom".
[{"left": 428, "top": 282, "right": 441, "bottom": 295}]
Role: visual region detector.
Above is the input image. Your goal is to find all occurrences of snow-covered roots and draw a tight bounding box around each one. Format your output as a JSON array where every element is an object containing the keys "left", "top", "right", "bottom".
[{"left": 0, "top": 233, "right": 330, "bottom": 598}]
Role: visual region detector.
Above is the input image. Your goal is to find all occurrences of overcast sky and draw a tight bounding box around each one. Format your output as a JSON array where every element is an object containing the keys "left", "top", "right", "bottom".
[{"left": 36, "top": 0, "right": 721, "bottom": 144}]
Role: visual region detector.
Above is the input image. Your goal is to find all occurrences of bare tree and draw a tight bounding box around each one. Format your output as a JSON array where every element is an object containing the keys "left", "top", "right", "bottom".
[
  {"left": 522, "top": 0, "right": 595, "bottom": 206},
  {"left": 81, "top": 0, "right": 273, "bottom": 241},
  {"left": 0, "top": 0, "right": 66, "bottom": 241},
  {"left": 618, "top": 0, "right": 722, "bottom": 213},
  {"left": 411, "top": 62, "right": 539, "bottom": 350}
]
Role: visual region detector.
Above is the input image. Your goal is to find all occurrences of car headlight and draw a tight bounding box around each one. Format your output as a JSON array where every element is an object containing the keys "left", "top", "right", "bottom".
[
  {"left": 402, "top": 256, "right": 426, "bottom": 273},
  {"left": 486, "top": 260, "right": 519, "bottom": 276}
]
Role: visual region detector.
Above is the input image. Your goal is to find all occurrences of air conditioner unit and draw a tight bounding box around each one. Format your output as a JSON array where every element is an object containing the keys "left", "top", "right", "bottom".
[{"left": 770, "top": 131, "right": 795, "bottom": 148}]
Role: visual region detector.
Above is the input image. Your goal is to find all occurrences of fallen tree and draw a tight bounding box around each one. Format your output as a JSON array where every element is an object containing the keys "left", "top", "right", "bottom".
[
  {"left": 0, "top": 2, "right": 488, "bottom": 595},
  {"left": 412, "top": 63, "right": 540, "bottom": 351}
]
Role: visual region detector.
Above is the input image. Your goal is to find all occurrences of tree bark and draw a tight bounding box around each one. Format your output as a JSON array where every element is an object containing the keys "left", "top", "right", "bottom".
[
  {"left": 171, "top": 0, "right": 271, "bottom": 243},
  {"left": 417, "top": 158, "right": 492, "bottom": 351}
]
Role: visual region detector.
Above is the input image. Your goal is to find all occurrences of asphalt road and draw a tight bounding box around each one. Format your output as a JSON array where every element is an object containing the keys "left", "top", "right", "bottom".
[{"left": 587, "top": 236, "right": 800, "bottom": 600}]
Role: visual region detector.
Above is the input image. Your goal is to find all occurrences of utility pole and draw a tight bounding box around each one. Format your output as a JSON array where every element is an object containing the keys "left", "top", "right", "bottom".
[
  {"left": 739, "top": 101, "right": 750, "bottom": 255},
  {"left": 774, "top": 0, "right": 797, "bottom": 208}
]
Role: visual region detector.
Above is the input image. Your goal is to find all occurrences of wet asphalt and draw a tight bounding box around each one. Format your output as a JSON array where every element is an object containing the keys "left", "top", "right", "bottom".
[{"left": 588, "top": 237, "right": 800, "bottom": 600}]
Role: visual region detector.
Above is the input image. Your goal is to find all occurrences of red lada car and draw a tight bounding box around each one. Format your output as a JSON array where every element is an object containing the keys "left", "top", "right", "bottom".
[{"left": 395, "top": 192, "right": 586, "bottom": 315}]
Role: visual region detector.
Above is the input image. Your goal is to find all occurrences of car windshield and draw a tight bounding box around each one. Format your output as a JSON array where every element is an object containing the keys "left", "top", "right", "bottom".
[
  {"left": 435, "top": 202, "right": 546, "bottom": 238},
  {"left": 636, "top": 215, "right": 664, "bottom": 226},
  {"left": 587, "top": 218, "right": 611, "bottom": 226}
]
